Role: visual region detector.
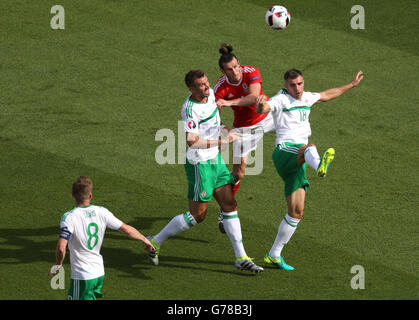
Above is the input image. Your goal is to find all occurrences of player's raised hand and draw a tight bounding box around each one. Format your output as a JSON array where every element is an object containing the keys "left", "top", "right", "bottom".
[{"left": 351, "top": 71, "right": 364, "bottom": 87}]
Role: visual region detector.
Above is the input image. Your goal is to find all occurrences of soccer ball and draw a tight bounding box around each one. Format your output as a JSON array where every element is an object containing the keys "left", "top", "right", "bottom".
[{"left": 265, "top": 5, "right": 291, "bottom": 30}]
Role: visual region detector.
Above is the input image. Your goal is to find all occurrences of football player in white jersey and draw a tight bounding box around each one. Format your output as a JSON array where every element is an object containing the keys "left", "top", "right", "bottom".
[
  {"left": 48, "top": 176, "right": 155, "bottom": 300},
  {"left": 146, "top": 69, "right": 264, "bottom": 273},
  {"left": 255, "top": 69, "right": 363, "bottom": 270}
]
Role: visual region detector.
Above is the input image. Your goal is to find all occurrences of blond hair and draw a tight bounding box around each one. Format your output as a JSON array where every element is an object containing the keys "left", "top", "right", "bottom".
[{"left": 72, "top": 176, "right": 92, "bottom": 203}]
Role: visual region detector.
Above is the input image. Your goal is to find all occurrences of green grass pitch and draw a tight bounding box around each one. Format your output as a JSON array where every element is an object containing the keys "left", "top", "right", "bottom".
[{"left": 0, "top": 0, "right": 418, "bottom": 300}]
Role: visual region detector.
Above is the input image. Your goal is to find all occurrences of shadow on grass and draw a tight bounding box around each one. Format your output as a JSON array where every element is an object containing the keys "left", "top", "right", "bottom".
[
  {"left": 0, "top": 220, "right": 251, "bottom": 279},
  {"left": 0, "top": 226, "right": 58, "bottom": 265},
  {"left": 0, "top": 139, "right": 253, "bottom": 281},
  {"left": 142, "top": 254, "right": 260, "bottom": 277}
]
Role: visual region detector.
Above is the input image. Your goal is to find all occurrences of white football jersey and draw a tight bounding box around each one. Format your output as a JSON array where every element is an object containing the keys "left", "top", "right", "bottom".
[
  {"left": 181, "top": 88, "right": 221, "bottom": 163},
  {"left": 267, "top": 89, "right": 321, "bottom": 145},
  {"left": 60, "top": 205, "right": 123, "bottom": 280}
]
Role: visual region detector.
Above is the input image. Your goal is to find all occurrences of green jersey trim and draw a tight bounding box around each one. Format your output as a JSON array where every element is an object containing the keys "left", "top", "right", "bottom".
[
  {"left": 282, "top": 106, "right": 311, "bottom": 112},
  {"left": 61, "top": 205, "right": 93, "bottom": 222},
  {"left": 198, "top": 108, "right": 218, "bottom": 124},
  {"left": 186, "top": 99, "right": 194, "bottom": 118},
  {"left": 77, "top": 204, "right": 93, "bottom": 208},
  {"left": 61, "top": 209, "right": 75, "bottom": 223},
  {"left": 188, "top": 96, "right": 210, "bottom": 105},
  {"left": 186, "top": 97, "right": 212, "bottom": 119}
]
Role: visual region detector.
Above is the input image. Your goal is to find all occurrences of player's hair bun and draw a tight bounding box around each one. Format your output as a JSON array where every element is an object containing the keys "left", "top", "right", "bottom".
[
  {"left": 218, "top": 43, "right": 237, "bottom": 69},
  {"left": 219, "top": 43, "right": 233, "bottom": 55}
]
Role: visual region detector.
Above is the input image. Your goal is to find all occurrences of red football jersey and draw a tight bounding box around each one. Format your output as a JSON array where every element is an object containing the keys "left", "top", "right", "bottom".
[{"left": 214, "top": 65, "right": 268, "bottom": 128}]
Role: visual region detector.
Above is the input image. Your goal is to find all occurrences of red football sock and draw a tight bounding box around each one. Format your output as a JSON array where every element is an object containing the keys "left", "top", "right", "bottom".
[{"left": 232, "top": 180, "right": 241, "bottom": 196}]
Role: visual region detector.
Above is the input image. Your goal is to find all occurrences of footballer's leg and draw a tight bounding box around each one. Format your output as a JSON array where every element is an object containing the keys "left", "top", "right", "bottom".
[
  {"left": 265, "top": 188, "right": 305, "bottom": 270},
  {"left": 214, "top": 184, "right": 239, "bottom": 243},
  {"left": 147, "top": 204, "right": 203, "bottom": 266},
  {"left": 218, "top": 155, "right": 245, "bottom": 234},
  {"left": 230, "top": 127, "right": 250, "bottom": 192},
  {"left": 231, "top": 155, "right": 247, "bottom": 183},
  {"left": 148, "top": 158, "right": 214, "bottom": 266},
  {"left": 230, "top": 124, "right": 264, "bottom": 190},
  {"left": 298, "top": 144, "right": 319, "bottom": 168},
  {"left": 214, "top": 185, "right": 263, "bottom": 273},
  {"left": 268, "top": 146, "right": 309, "bottom": 270}
]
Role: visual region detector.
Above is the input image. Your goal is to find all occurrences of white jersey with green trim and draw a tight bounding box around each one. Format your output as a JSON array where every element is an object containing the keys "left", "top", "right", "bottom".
[
  {"left": 181, "top": 88, "right": 221, "bottom": 163},
  {"left": 59, "top": 205, "right": 123, "bottom": 280},
  {"left": 267, "top": 89, "right": 321, "bottom": 145}
]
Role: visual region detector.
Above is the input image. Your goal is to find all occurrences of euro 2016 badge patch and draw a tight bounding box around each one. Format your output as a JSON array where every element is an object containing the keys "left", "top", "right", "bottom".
[{"left": 187, "top": 120, "right": 197, "bottom": 129}]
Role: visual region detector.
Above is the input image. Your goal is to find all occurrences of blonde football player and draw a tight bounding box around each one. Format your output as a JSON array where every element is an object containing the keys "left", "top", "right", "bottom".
[
  {"left": 255, "top": 69, "right": 363, "bottom": 270},
  {"left": 146, "top": 69, "right": 264, "bottom": 273},
  {"left": 48, "top": 176, "right": 155, "bottom": 300}
]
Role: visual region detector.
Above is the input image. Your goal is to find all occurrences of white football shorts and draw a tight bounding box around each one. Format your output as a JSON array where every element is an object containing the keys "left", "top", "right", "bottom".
[{"left": 232, "top": 112, "right": 275, "bottom": 159}]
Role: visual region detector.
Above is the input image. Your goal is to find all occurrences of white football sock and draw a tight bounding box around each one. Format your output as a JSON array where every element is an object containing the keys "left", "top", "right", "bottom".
[
  {"left": 154, "top": 212, "right": 197, "bottom": 246},
  {"left": 269, "top": 213, "right": 300, "bottom": 258},
  {"left": 304, "top": 146, "right": 321, "bottom": 171},
  {"left": 222, "top": 211, "right": 247, "bottom": 258}
]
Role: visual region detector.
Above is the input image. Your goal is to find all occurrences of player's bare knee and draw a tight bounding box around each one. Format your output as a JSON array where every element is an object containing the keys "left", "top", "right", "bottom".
[
  {"left": 298, "top": 144, "right": 307, "bottom": 153},
  {"left": 289, "top": 210, "right": 303, "bottom": 220},
  {"left": 222, "top": 200, "right": 237, "bottom": 213},
  {"left": 298, "top": 144, "right": 316, "bottom": 166},
  {"left": 295, "top": 211, "right": 303, "bottom": 219},
  {"left": 195, "top": 212, "right": 207, "bottom": 223},
  {"left": 192, "top": 209, "right": 207, "bottom": 223},
  {"left": 230, "top": 199, "right": 238, "bottom": 212},
  {"left": 297, "top": 145, "right": 306, "bottom": 165}
]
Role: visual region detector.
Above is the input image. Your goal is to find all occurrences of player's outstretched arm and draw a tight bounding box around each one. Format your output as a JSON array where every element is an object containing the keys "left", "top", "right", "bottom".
[
  {"left": 216, "top": 83, "right": 261, "bottom": 108},
  {"left": 119, "top": 223, "right": 155, "bottom": 252},
  {"left": 318, "top": 71, "right": 364, "bottom": 103}
]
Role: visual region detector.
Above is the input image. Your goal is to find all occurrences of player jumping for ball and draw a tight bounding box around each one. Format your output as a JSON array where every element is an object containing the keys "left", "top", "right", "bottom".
[
  {"left": 255, "top": 69, "right": 364, "bottom": 270},
  {"left": 146, "top": 69, "right": 264, "bottom": 273},
  {"left": 214, "top": 43, "right": 275, "bottom": 233}
]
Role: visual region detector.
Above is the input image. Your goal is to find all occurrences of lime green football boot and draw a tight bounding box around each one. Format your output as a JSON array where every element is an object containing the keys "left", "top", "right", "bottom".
[
  {"left": 146, "top": 236, "right": 160, "bottom": 266},
  {"left": 235, "top": 256, "right": 264, "bottom": 273},
  {"left": 264, "top": 253, "right": 294, "bottom": 270},
  {"left": 317, "top": 148, "right": 335, "bottom": 178}
]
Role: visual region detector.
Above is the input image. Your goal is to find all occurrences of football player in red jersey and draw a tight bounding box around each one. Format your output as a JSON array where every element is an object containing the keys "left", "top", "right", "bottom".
[{"left": 214, "top": 44, "right": 275, "bottom": 233}]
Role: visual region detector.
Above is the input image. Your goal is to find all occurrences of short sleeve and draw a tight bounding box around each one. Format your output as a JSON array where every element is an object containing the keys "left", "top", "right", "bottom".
[
  {"left": 248, "top": 68, "right": 262, "bottom": 85},
  {"left": 181, "top": 102, "right": 199, "bottom": 134},
  {"left": 59, "top": 218, "right": 73, "bottom": 240},
  {"left": 267, "top": 94, "right": 283, "bottom": 113},
  {"left": 102, "top": 208, "right": 123, "bottom": 230},
  {"left": 305, "top": 92, "right": 321, "bottom": 106}
]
